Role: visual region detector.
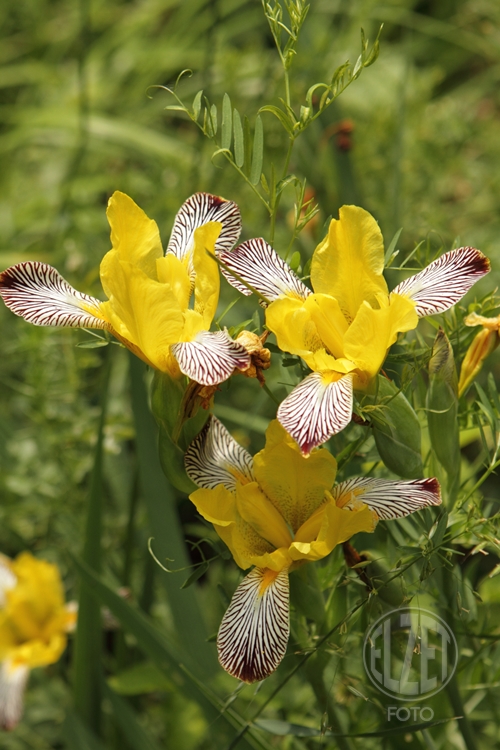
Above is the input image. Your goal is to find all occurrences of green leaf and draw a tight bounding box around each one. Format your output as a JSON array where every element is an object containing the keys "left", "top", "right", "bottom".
[
  {"left": 73, "top": 351, "right": 111, "bottom": 731},
  {"left": 129, "top": 356, "right": 215, "bottom": 676},
  {"left": 369, "top": 376, "right": 423, "bottom": 478},
  {"left": 62, "top": 711, "right": 107, "bottom": 750},
  {"left": 192, "top": 90, "right": 203, "bottom": 121},
  {"left": 221, "top": 93, "right": 232, "bottom": 149},
  {"left": 289, "top": 250, "right": 301, "bottom": 272},
  {"left": 102, "top": 679, "right": 163, "bottom": 750},
  {"left": 210, "top": 103, "right": 218, "bottom": 135},
  {"left": 258, "top": 104, "right": 294, "bottom": 136},
  {"left": 181, "top": 561, "right": 209, "bottom": 589},
  {"left": 250, "top": 115, "right": 263, "bottom": 185},
  {"left": 233, "top": 108, "right": 244, "bottom": 167},
  {"left": 384, "top": 227, "right": 402, "bottom": 266},
  {"left": 76, "top": 340, "right": 109, "bottom": 349},
  {"left": 108, "top": 662, "right": 171, "bottom": 696}
]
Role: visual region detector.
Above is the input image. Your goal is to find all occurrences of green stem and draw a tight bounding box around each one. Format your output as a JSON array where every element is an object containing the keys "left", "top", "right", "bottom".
[
  {"left": 305, "top": 660, "right": 355, "bottom": 750},
  {"left": 269, "top": 137, "right": 295, "bottom": 244},
  {"left": 445, "top": 671, "right": 478, "bottom": 750}
]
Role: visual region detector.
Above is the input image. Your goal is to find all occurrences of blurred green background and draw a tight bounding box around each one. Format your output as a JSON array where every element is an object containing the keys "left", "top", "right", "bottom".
[{"left": 1, "top": 1, "right": 500, "bottom": 748}]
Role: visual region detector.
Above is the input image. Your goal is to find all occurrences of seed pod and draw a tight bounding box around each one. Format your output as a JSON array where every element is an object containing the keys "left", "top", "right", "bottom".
[{"left": 369, "top": 376, "right": 423, "bottom": 478}]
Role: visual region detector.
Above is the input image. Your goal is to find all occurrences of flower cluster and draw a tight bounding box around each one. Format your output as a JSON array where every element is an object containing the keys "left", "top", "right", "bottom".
[{"left": 0, "top": 192, "right": 491, "bottom": 686}]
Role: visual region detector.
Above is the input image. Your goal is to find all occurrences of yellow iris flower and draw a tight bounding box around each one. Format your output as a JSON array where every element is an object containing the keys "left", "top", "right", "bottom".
[
  {"left": 185, "top": 416, "right": 441, "bottom": 683},
  {"left": 0, "top": 192, "right": 249, "bottom": 386},
  {"left": 458, "top": 311, "right": 500, "bottom": 396},
  {"left": 218, "top": 205, "right": 489, "bottom": 453},
  {"left": 0, "top": 552, "right": 76, "bottom": 729}
]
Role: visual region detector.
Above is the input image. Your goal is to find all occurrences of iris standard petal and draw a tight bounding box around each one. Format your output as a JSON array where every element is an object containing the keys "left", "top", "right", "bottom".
[
  {"left": 265, "top": 296, "right": 322, "bottom": 358},
  {"left": 343, "top": 295, "right": 418, "bottom": 384},
  {"left": 392, "top": 246, "right": 490, "bottom": 317},
  {"left": 191, "top": 222, "right": 223, "bottom": 328},
  {"left": 217, "top": 567, "right": 289, "bottom": 683},
  {"left": 311, "top": 205, "right": 388, "bottom": 322},
  {"left": 253, "top": 420, "right": 338, "bottom": 529},
  {"left": 106, "top": 191, "right": 163, "bottom": 280}
]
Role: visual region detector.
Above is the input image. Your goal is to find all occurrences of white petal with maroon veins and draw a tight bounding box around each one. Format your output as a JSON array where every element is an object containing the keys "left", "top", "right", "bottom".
[
  {"left": 0, "top": 262, "right": 106, "bottom": 328},
  {"left": 218, "top": 567, "right": 290, "bottom": 683},
  {"left": 185, "top": 415, "right": 255, "bottom": 490},
  {"left": 172, "top": 330, "right": 250, "bottom": 386},
  {"left": 277, "top": 372, "right": 353, "bottom": 455},
  {"left": 166, "top": 193, "right": 241, "bottom": 262},
  {"left": 332, "top": 477, "right": 441, "bottom": 519},
  {"left": 218, "top": 238, "right": 310, "bottom": 302},
  {"left": 392, "top": 247, "right": 490, "bottom": 317}
]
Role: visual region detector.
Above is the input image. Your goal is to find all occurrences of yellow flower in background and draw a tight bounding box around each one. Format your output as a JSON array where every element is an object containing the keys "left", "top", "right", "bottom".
[
  {"left": 219, "top": 206, "right": 490, "bottom": 453},
  {"left": 0, "top": 552, "right": 76, "bottom": 730},
  {"left": 458, "top": 312, "right": 500, "bottom": 396},
  {"left": 185, "top": 417, "right": 441, "bottom": 683},
  {"left": 0, "top": 193, "right": 249, "bottom": 386}
]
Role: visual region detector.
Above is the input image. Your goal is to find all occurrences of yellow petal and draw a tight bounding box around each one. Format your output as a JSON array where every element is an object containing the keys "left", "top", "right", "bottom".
[
  {"left": 303, "top": 293, "right": 349, "bottom": 359},
  {"left": 105, "top": 192, "right": 163, "bottom": 280},
  {"left": 464, "top": 312, "right": 500, "bottom": 331},
  {"left": 156, "top": 254, "right": 191, "bottom": 310},
  {"left": 246, "top": 548, "right": 292, "bottom": 573},
  {"left": 343, "top": 293, "right": 418, "bottom": 384},
  {"left": 458, "top": 328, "right": 499, "bottom": 396},
  {"left": 235, "top": 482, "right": 293, "bottom": 550},
  {"left": 189, "top": 486, "right": 273, "bottom": 570},
  {"left": 311, "top": 206, "right": 388, "bottom": 322},
  {"left": 99, "top": 254, "right": 184, "bottom": 371},
  {"left": 253, "top": 420, "right": 337, "bottom": 533},
  {"left": 192, "top": 222, "right": 222, "bottom": 328},
  {"left": 289, "top": 503, "right": 377, "bottom": 563},
  {"left": 265, "top": 297, "right": 321, "bottom": 357}
]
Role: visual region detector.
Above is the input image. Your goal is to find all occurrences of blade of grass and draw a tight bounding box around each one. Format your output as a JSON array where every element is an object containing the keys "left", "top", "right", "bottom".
[
  {"left": 102, "top": 679, "right": 162, "bottom": 750},
  {"left": 129, "top": 354, "right": 217, "bottom": 676},
  {"left": 62, "top": 711, "right": 107, "bottom": 750},
  {"left": 72, "top": 349, "right": 111, "bottom": 733}
]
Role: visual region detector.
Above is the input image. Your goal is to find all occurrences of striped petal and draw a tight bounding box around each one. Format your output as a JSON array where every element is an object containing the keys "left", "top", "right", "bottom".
[
  {"left": 172, "top": 330, "right": 250, "bottom": 386},
  {"left": 0, "top": 262, "right": 106, "bottom": 328},
  {"left": 277, "top": 373, "right": 353, "bottom": 455},
  {"left": 0, "top": 661, "right": 29, "bottom": 730},
  {"left": 218, "top": 238, "right": 310, "bottom": 302},
  {"left": 332, "top": 477, "right": 441, "bottom": 520},
  {"left": 217, "top": 567, "right": 290, "bottom": 683},
  {"left": 167, "top": 193, "right": 241, "bottom": 261},
  {"left": 392, "top": 247, "right": 490, "bottom": 317},
  {"left": 0, "top": 555, "right": 16, "bottom": 608},
  {"left": 185, "top": 416, "right": 255, "bottom": 490}
]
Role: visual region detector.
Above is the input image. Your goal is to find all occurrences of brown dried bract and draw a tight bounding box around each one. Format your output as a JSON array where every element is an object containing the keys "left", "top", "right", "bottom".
[{"left": 234, "top": 331, "right": 271, "bottom": 385}]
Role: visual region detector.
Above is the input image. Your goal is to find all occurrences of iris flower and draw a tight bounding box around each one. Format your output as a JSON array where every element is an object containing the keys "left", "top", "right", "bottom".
[
  {"left": 0, "top": 192, "right": 250, "bottom": 386},
  {"left": 185, "top": 416, "right": 441, "bottom": 682},
  {"left": 218, "top": 206, "right": 490, "bottom": 453},
  {"left": 0, "top": 552, "right": 76, "bottom": 729},
  {"left": 458, "top": 311, "right": 500, "bottom": 396}
]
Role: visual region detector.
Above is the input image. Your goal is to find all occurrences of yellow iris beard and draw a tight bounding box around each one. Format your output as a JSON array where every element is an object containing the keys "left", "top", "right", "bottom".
[{"left": 83, "top": 192, "right": 223, "bottom": 375}]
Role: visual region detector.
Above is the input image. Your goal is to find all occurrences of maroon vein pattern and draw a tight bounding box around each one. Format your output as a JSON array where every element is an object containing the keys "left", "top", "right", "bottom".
[
  {"left": 218, "top": 238, "right": 310, "bottom": 302},
  {"left": 0, "top": 662, "right": 29, "bottom": 731},
  {"left": 218, "top": 567, "right": 290, "bottom": 683},
  {"left": 166, "top": 193, "right": 242, "bottom": 261},
  {"left": 277, "top": 372, "right": 353, "bottom": 455},
  {"left": 172, "top": 330, "right": 250, "bottom": 386},
  {"left": 185, "top": 416, "right": 255, "bottom": 490},
  {"left": 392, "top": 247, "right": 490, "bottom": 317},
  {"left": 0, "top": 262, "right": 106, "bottom": 329},
  {"left": 333, "top": 477, "right": 441, "bottom": 520}
]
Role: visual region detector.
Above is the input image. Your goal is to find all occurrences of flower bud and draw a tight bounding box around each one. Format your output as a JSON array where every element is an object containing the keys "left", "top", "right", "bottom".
[
  {"left": 427, "top": 329, "right": 460, "bottom": 484},
  {"left": 458, "top": 312, "right": 500, "bottom": 396}
]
